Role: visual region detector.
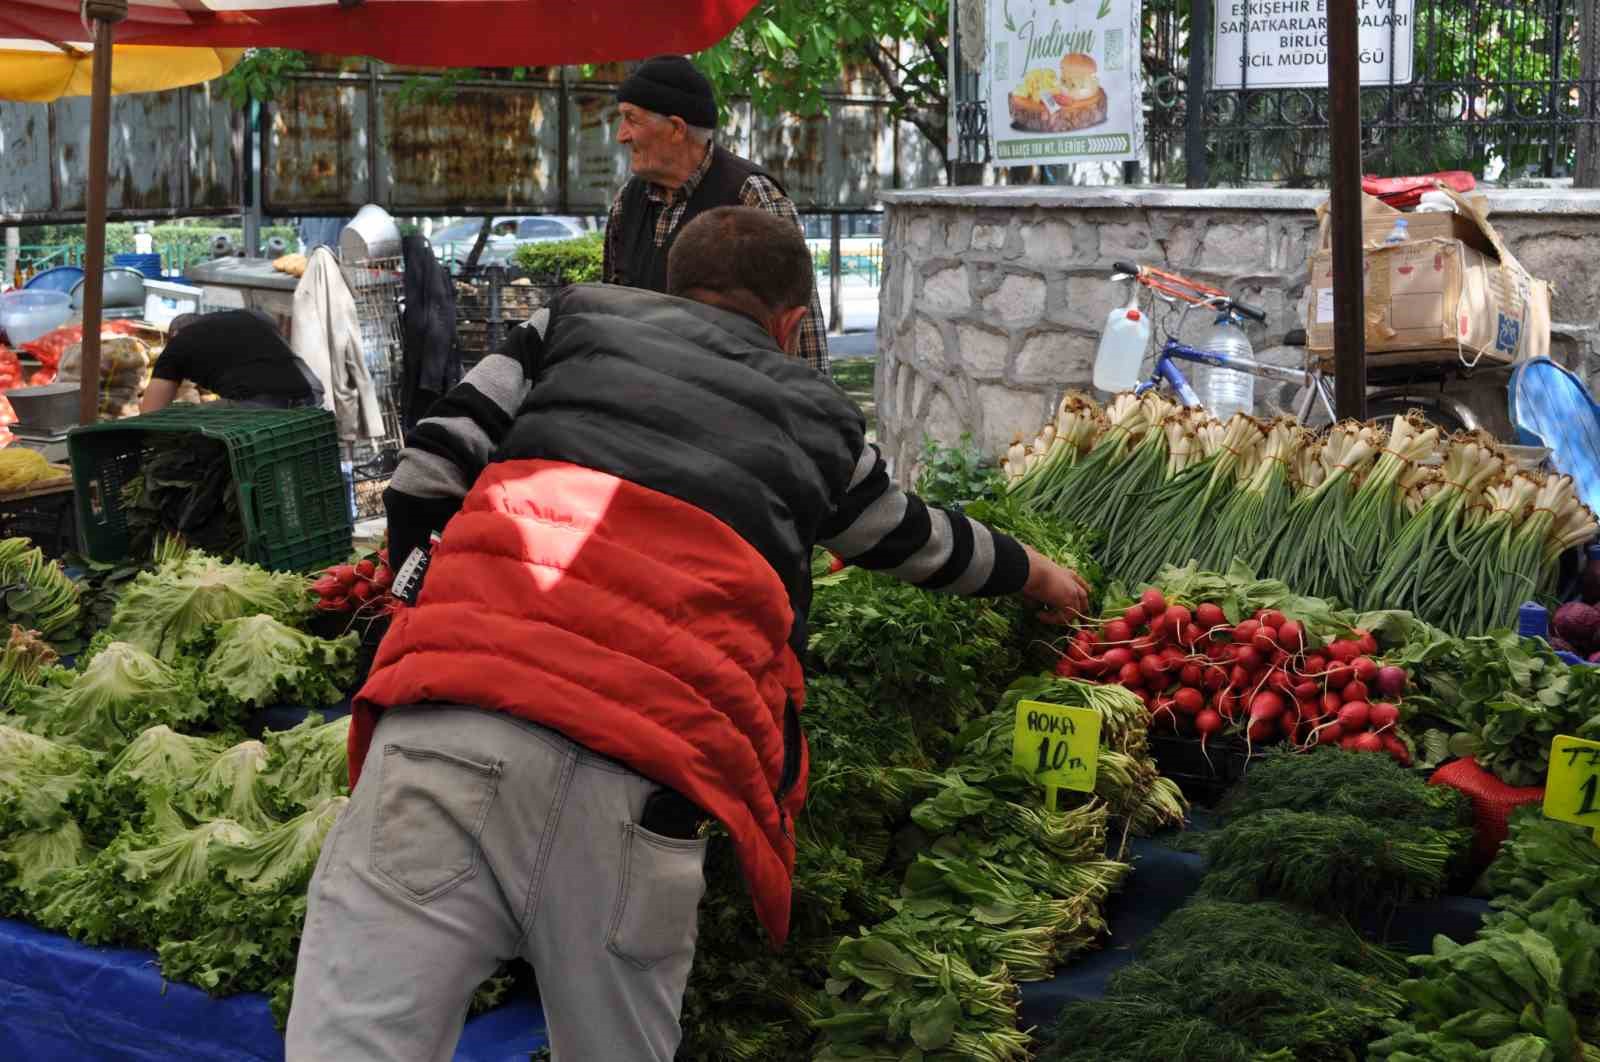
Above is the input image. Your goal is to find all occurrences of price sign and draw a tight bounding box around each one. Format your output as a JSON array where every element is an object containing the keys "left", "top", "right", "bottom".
[
  {"left": 1543, "top": 735, "right": 1600, "bottom": 845},
  {"left": 1012, "top": 699, "right": 1102, "bottom": 811}
]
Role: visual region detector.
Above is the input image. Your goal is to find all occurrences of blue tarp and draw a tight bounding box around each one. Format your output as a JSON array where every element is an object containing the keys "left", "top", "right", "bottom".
[{"left": 0, "top": 918, "right": 547, "bottom": 1062}]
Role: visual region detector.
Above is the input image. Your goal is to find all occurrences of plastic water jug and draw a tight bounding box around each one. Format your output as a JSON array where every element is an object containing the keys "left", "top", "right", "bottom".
[
  {"left": 1093, "top": 301, "right": 1151, "bottom": 393},
  {"left": 1198, "top": 314, "right": 1254, "bottom": 422}
]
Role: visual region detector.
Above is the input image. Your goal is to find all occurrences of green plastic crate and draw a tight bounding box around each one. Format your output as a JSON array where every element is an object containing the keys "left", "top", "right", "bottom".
[{"left": 68, "top": 405, "right": 353, "bottom": 572}]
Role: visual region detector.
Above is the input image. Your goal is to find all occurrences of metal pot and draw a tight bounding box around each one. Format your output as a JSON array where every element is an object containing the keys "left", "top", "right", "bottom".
[{"left": 70, "top": 267, "right": 149, "bottom": 311}]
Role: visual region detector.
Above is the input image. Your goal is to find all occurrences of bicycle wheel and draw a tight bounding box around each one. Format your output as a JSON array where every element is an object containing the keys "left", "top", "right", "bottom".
[{"left": 1366, "top": 395, "right": 1470, "bottom": 434}]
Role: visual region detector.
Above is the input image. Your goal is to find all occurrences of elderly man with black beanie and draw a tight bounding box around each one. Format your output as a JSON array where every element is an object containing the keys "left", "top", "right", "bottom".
[{"left": 604, "top": 53, "right": 831, "bottom": 376}]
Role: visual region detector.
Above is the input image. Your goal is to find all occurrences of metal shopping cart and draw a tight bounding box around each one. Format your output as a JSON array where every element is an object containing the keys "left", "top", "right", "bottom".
[{"left": 340, "top": 254, "right": 406, "bottom": 521}]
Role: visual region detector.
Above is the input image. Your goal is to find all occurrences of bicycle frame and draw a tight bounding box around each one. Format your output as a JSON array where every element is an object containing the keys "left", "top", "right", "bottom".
[{"left": 1136, "top": 336, "right": 1339, "bottom": 424}]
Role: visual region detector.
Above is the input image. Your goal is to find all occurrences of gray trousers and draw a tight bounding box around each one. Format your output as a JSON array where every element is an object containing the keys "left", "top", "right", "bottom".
[{"left": 285, "top": 705, "right": 709, "bottom": 1062}]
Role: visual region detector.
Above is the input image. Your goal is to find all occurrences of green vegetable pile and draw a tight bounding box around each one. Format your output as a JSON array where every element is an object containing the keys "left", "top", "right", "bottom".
[
  {"left": 678, "top": 501, "right": 1158, "bottom": 1062},
  {"left": 121, "top": 434, "right": 244, "bottom": 559},
  {"left": 0, "top": 545, "right": 372, "bottom": 1025},
  {"left": 1038, "top": 750, "right": 1473, "bottom": 1061},
  {"left": 1371, "top": 810, "right": 1600, "bottom": 1061}
]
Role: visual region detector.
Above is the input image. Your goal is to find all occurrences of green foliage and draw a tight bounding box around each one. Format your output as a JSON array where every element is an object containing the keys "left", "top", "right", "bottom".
[
  {"left": 17, "top": 643, "right": 210, "bottom": 752},
  {"left": 217, "top": 49, "right": 311, "bottom": 108},
  {"left": 914, "top": 434, "right": 1002, "bottom": 509},
  {"left": 104, "top": 552, "right": 313, "bottom": 662},
  {"left": 1483, "top": 807, "right": 1600, "bottom": 921},
  {"left": 509, "top": 233, "right": 604, "bottom": 283},
  {"left": 22, "top": 223, "right": 298, "bottom": 269},
  {"left": 694, "top": 0, "right": 950, "bottom": 161},
  {"left": 193, "top": 615, "right": 357, "bottom": 716}
]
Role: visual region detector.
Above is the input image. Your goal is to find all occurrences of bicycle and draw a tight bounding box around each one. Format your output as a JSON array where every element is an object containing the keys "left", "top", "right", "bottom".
[{"left": 1110, "top": 261, "right": 1481, "bottom": 433}]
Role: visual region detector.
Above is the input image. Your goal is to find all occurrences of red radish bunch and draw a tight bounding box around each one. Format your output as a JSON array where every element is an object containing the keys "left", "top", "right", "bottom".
[
  {"left": 312, "top": 547, "right": 399, "bottom": 618},
  {"left": 1055, "top": 595, "right": 1414, "bottom": 764}
]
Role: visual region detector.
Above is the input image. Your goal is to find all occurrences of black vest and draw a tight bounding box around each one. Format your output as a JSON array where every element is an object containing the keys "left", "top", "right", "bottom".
[
  {"left": 613, "top": 146, "right": 785, "bottom": 294},
  {"left": 497, "top": 283, "right": 860, "bottom": 652}
]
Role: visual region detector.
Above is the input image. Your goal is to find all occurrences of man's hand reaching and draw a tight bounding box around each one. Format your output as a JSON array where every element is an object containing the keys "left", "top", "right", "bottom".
[{"left": 1020, "top": 545, "right": 1090, "bottom": 625}]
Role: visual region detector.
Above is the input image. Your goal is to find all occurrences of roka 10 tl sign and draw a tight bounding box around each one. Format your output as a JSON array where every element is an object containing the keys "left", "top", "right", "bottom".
[{"left": 1212, "top": 0, "right": 1415, "bottom": 90}]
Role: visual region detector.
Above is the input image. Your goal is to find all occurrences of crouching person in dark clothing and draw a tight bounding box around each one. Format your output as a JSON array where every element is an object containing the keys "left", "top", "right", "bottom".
[{"left": 285, "top": 207, "right": 1090, "bottom": 1062}]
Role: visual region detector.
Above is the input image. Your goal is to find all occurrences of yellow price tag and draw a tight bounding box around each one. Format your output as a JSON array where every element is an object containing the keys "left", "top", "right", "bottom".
[
  {"left": 1012, "top": 699, "right": 1102, "bottom": 812},
  {"left": 1543, "top": 735, "right": 1600, "bottom": 845}
]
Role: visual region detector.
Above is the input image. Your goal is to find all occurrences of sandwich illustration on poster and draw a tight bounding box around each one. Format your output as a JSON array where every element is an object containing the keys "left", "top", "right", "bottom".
[{"left": 987, "top": 0, "right": 1142, "bottom": 165}]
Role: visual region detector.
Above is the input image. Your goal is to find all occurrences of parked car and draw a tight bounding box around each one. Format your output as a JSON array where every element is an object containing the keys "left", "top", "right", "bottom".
[{"left": 430, "top": 215, "right": 597, "bottom": 270}]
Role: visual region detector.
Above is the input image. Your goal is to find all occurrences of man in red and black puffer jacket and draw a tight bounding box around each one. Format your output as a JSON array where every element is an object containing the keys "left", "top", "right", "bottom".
[{"left": 286, "top": 207, "right": 1089, "bottom": 1062}]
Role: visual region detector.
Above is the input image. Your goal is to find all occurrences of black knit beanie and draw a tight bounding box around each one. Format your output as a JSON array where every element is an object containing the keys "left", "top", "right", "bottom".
[{"left": 617, "top": 55, "right": 718, "bottom": 128}]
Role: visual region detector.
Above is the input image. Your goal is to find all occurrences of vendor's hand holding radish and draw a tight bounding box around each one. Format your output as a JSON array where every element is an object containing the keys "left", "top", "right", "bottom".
[{"left": 1021, "top": 545, "right": 1090, "bottom": 624}]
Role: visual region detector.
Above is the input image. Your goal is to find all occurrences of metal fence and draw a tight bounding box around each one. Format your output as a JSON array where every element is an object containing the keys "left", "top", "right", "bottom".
[{"left": 955, "top": 0, "right": 1600, "bottom": 186}]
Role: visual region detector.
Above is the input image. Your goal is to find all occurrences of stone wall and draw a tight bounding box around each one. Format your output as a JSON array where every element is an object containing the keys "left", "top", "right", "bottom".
[{"left": 875, "top": 185, "right": 1600, "bottom": 480}]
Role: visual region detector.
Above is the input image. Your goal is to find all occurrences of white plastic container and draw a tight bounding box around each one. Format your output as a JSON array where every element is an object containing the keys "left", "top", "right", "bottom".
[
  {"left": 143, "top": 278, "right": 202, "bottom": 329},
  {"left": 0, "top": 290, "right": 71, "bottom": 346},
  {"left": 1093, "top": 303, "right": 1152, "bottom": 393},
  {"left": 1383, "top": 217, "right": 1411, "bottom": 244},
  {"left": 1198, "top": 315, "right": 1255, "bottom": 422}
]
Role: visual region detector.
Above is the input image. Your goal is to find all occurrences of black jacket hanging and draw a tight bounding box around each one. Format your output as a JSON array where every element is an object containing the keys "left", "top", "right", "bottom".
[{"left": 400, "top": 234, "right": 463, "bottom": 432}]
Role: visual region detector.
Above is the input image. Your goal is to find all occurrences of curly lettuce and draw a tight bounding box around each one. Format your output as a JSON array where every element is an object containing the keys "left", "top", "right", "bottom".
[
  {"left": 261, "top": 713, "right": 352, "bottom": 815},
  {"left": 185, "top": 740, "right": 277, "bottom": 832},
  {"left": 18, "top": 642, "right": 207, "bottom": 751},
  {"left": 0, "top": 724, "right": 98, "bottom": 836},
  {"left": 199, "top": 615, "right": 356, "bottom": 713},
  {"left": 105, "top": 552, "right": 313, "bottom": 660}
]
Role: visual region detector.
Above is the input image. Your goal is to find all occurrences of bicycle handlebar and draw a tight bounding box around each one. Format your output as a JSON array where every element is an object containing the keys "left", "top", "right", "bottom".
[{"left": 1112, "top": 261, "right": 1268, "bottom": 324}]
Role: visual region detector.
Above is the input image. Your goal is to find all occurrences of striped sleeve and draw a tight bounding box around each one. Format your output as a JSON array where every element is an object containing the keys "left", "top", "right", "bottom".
[
  {"left": 382, "top": 314, "right": 544, "bottom": 564},
  {"left": 817, "top": 443, "right": 1030, "bottom": 597}
]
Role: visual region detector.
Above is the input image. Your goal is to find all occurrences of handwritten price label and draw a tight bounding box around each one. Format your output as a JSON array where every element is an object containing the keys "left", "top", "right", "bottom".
[
  {"left": 1012, "top": 699, "right": 1102, "bottom": 811},
  {"left": 1543, "top": 735, "right": 1600, "bottom": 845}
]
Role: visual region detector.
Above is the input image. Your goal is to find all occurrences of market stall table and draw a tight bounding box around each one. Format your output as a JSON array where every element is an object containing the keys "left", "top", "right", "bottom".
[{"left": 0, "top": 918, "right": 547, "bottom": 1061}]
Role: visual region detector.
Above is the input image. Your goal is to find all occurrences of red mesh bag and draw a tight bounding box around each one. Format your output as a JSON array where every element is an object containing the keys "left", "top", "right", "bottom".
[{"left": 1430, "top": 757, "right": 1545, "bottom": 866}]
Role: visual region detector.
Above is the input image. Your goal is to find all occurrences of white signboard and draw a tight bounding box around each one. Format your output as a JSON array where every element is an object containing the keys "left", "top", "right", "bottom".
[
  {"left": 1212, "top": 0, "right": 1415, "bottom": 90},
  {"left": 986, "top": 0, "right": 1143, "bottom": 166}
]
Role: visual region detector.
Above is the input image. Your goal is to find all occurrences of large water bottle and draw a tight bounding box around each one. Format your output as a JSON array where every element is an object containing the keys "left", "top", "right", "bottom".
[
  {"left": 1198, "top": 313, "right": 1255, "bottom": 422},
  {"left": 1093, "top": 301, "right": 1152, "bottom": 393}
]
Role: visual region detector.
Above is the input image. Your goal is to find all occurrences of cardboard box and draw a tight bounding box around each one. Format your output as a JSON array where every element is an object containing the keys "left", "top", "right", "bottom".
[{"left": 1307, "top": 186, "right": 1552, "bottom": 365}]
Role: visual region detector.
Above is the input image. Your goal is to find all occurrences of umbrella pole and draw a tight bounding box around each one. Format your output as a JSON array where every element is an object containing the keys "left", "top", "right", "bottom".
[
  {"left": 1327, "top": 0, "right": 1366, "bottom": 421},
  {"left": 78, "top": 4, "right": 126, "bottom": 425}
]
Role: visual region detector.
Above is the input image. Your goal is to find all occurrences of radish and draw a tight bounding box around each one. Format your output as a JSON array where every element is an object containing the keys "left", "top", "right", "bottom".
[
  {"left": 316, "top": 595, "right": 349, "bottom": 612},
  {"left": 1247, "top": 717, "right": 1277, "bottom": 743},
  {"left": 1140, "top": 588, "right": 1167, "bottom": 615},
  {"left": 1202, "top": 665, "right": 1228, "bottom": 691},
  {"left": 312, "top": 574, "right": 342, "bottom": 597},
  {"left": 1174, "top": 688, "right": 1205, "bottom": 715},
  {"left": 1236, "top": 645, "right": 1262, "bottom": 671},
  {"left": 1139, "top": 655, "right": 1167, "bottom": 682},
  {"left": 1326, "top": 639, "right": 1361, "bottom": 663},
  {"left": 1215, "top": 690, "right": 1239, "bottom": 722},
  {"left": 1252, "top": 627, "right": 1280, "bottom": 652},
  {"left": 1195, "top": 709, "right": 1224, "bottom": 745},
  {"left": 1375, "top": 666, "right": 1408, "bottom": 698},
  {"left": 1123, "top": 604, "right": 1149, "bottom": 628},
  {"left": 355, "top": 558, "right": 377, "bottom": 580},
  {"left": 1179, "top": 662, "right": 1204, "bottom": 688},
  {"left": 1150, "top": 615, "right": 1170, "bottom": 641},
  {"left": 1260, "top": 609, "right": 1287, "bottom": 629},
  {"left": 1234, "top": 619, "right": 1262, "bottom": 643},
  {"left": 1354, "top": 628, "right": 1379, "bottom": 655},
  {"left": 1351, "top": 656, "right": 1379, "bottom": 684},
  {"left": 372, "top": 566, "right": 394, "bottom": 591},
  {"left": 1104, "top": 647, "right": 1134, "bottom": 670},
  {"left": 1342, "top": 680, "right": 1370, "bottom": 704},
  {"left": 350, "top": 581, "right": 374, "bottom": 604},
  {"left": 1353, "top": 731, "right": 1383, "bottom": 754},
  {"left": 1337, "top": 702, "right": 1371, "bottom": 731},
  {"left": 1292, "top": 679, "right": 1319, "bottom": 702},
  {"left": 1249, "top": 690, "right": 1285, "bottom": 722},
  {"left": 1229, "top": 664, "right": 1252, "bottom": 688},
  {"left": 1130, "top": 636, "right": 1158, "bottom": 655},
  {"left": 1315, "top": 722, "right": 1343, "bottom": 746},
  {"left": 1118, "top": 662, "right": 1143, "bottom": 687},
  {"left": 1339, "top": 734, "right": 1361, "bottom": 750},
  {"left": 1196, "top": 602, "right": 1226, "bottom": 632},
  {"left": 1054, "top": 658, "right": 1078, "bottom": 678},
  {"left": 1303, "top": 653, "right": 1328, "bottom": 675},
  {"left": 1277, "top": 620, "right": 1305, "bottom": 650},
  {"left": 1326, "top": 665, "right": 1355, "bottom": 690},
  {"left": 333, "top": 564, "right": 358, "bottom": 589},
  {"left": 1104, "top": 619, "right": 1134, "bottom": 644},
  {"left": 1165, "top": 604, "right": 1192, "bottom": 628},
  {"left": 1205, "top": 641, "right": 1230, "bottom": 662},
  {"left": 1381, "top": 734, "right": 1411, "bottom": 765},
  {"left": 1161, "top": 645, "right": 1186, "bottom": 668},
  {"left": 1078, "top": 656, "right": 1110, "bottom": 678},
  {"left": 1368, "top": 702, "right": 1400, "bottom": 731},
  {"left": 1321, "top": 691, "right": 1343, "bottom": 717}
]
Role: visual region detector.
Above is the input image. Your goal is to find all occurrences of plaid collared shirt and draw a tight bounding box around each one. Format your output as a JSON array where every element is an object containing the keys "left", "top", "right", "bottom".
[{"left": 603, "top": 146, "right": 831, "bottom": 377}]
